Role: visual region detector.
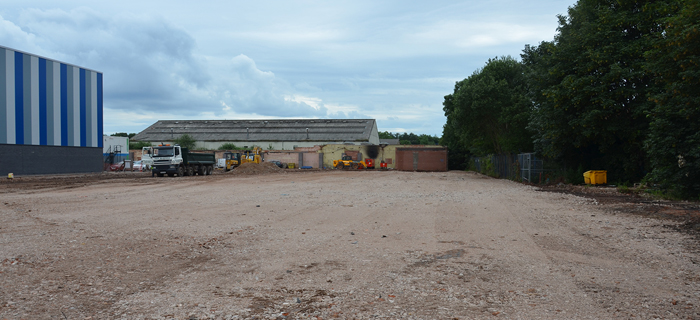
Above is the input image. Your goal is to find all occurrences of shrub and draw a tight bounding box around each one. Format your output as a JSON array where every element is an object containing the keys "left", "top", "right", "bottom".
[
  {"left": 174, "top": 134, "right": 196, "bottom": 150},
  {"left": 218, "top": 143, "right": 241, "bottom": 150}
]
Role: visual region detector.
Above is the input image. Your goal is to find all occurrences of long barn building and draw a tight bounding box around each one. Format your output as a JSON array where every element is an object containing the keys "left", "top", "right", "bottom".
[
  {"left": 0, "top": 45, "right": 103, "bottom": 175},
  {"left": 133, "top": 119, "right": 380, "bottom": 150}
]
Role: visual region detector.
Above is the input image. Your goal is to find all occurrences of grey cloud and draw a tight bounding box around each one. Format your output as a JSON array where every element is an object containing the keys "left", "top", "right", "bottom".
[
  {"left": 9, "top": 8, "right": 212, "bottom": 114},
  {"left": 4, "top": 8, "right": 331, "bottom": 120},
  {"left": 3, "top": 0, "right": 569, "bottom": 136}
]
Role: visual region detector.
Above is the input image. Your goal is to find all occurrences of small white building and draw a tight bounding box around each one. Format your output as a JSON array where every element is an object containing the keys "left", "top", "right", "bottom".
[{"left": 102, "top": 136, "right": 129, "bottom": 163}]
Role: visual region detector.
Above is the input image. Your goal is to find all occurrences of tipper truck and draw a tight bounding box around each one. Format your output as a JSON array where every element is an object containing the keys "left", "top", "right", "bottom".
[{"left": 150, "top": 145, "right": 216, "bottom": 177}]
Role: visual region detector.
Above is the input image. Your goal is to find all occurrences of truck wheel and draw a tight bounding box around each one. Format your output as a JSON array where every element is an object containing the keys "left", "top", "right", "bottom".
[
  {"left": 198, "top": 166, "right": 205, "bottom": 175},
  {"left": 207, "top": 166, "right": 213, "bottom": 175},
  {"left": 177, "top": 166, "right": 184, "bottom": 177},
  {"left": 185, "top": 166, "right": 192, "bottom": 176}
]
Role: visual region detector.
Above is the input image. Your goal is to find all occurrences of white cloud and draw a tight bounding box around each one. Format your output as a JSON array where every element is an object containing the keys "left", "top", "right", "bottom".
[
  {"left": 232, "top": 29, "right": 342, "bottom": 44},
  {"left": 2, "top": 8, "right": 344, "bottom": 125},
  {"left": 410, "top": 20, "right": 556, "bottom": 50},
  {"left": 284, "top": 95, "right": 323, "bottom": 110},
  {"left": 1, "top": 1, "right": 574, "bottom": 136},
  {"left": 0, "top": 14, "right": 44, "bottom": 55}
]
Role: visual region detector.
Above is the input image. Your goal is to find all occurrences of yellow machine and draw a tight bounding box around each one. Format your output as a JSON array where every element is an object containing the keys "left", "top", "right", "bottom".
[
  {"left": 333, "top": 155, "right": 366, "bottom": 169},
  {"left": 224, "top": 147, "right": 262, "bottom": 171},
  {"left": 242, "top": 147, "right": 263, "bottom": 165},
  {"left": 223, "top": 152, "right": 241, "bottom": 171}
]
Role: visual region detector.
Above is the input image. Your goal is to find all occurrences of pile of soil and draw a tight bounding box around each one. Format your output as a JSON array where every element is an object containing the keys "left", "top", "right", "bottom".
[{"left": 227, "top": 162, "right": 284, "bottom": 175}]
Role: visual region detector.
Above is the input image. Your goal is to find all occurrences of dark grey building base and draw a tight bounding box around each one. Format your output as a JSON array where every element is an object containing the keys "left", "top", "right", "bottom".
[{"left": 0, "top": 144, "right": 103, "bottom": 176}]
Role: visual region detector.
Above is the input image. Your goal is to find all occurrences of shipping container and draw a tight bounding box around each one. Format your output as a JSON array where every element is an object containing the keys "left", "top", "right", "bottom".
[{"left": 395, "top": 147, "right": 448, "bottom": 172}]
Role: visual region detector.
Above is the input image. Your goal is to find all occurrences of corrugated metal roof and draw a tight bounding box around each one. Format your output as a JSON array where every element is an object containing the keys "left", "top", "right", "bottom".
[
  {"left": 133, "top": 119, "right": 377, "bottom": 142},
  {"left": 379, "top": 139, "right": 400, "bottom": 145}
]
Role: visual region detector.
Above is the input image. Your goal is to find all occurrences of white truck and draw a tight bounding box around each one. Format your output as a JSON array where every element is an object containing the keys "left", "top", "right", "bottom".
[{"left": 150, "top": 145, "right": 216, "bottom": 177}]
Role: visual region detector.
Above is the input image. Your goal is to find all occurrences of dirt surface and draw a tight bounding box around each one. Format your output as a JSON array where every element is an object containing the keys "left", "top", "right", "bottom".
[
  {"left": 226, "top": 162, "right": 287, "bottom": 175},
  {"left": 1, "top": 169, "right": 699, "bottom": 319}
]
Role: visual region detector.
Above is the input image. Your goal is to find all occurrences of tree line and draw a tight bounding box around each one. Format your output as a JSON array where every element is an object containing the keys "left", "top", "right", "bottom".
[
  {"left": 442, "top": 0, "right": 699, "bottom": 199},
  {"left": 379, "top": 131, "right": 440, "bottom": 145}
]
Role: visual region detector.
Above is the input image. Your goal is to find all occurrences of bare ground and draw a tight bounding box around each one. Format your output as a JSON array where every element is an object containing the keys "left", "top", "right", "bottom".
[{"left": 1, "top": 169, "right": 698, "bottom": 319}]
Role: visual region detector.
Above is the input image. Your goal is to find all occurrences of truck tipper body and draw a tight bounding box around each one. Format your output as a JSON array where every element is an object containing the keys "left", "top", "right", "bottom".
[{"left": 151, "top": 145, "right": 216, "bottom": 177}]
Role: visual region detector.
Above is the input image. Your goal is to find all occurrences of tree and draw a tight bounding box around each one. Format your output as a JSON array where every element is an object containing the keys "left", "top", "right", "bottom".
[
  {"left": 378, "top": 131, "right": 397, "bottom": 139},
  {"left": 174, "top": 134, "right": 197, "bottom": 150},
  {"left": 378, "top": 131, "right": 439, "bottom": 145},
  {"left": 442, "top": 56, "right": 533, "bottom": 157},
  {"left": 398, "top": 133, "right": 418, "bottom": 145},
  {"left": 644, "top": 0, "right": 699, "bottom": 198},
  {"left": 418, "top": 134, "right": 439, "bottom": 145},
  {"left": 440, "top": 111, "right": 470, "bottom": 170},
  {"left": 525, "top": 0, "right": 667, "bottom": 183},
  {"left": 111, "top": 132, "right": 136, "bottom": 139}
]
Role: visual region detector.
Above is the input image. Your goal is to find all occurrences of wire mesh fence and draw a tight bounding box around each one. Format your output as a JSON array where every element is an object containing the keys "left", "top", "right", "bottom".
[{"left": 471, "top": 153, "right": 550, "bottom": 184}]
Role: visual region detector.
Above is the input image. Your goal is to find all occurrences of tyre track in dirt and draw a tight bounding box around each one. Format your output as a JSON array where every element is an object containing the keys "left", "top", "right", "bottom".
[{"left": 1, "top": 170, "right": 698, "bottom": 319}]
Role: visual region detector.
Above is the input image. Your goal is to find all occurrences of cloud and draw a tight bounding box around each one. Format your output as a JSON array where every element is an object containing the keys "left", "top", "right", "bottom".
[
  {"left": 1, "top": 8, "right": 337, "bottom": 127},
  {"left": 1, "top": 0, "right": 569, "bottom": 137},
  {"left": 4, "top": 8, "right": 213, "bottom": 114},
  {"left": 0, "top": 14, "right": 44, "bottom": 54},
  {"left": 409, "top": 20, "right": 555, "bottom": 51},
  {"left": 210, "top": 54, "right": 328, "bottom": 117}
]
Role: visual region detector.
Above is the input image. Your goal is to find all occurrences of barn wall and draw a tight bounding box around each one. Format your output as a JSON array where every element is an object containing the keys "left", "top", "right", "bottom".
[
  {"left": 320, "top": 144, "right": 446, "bottom": 170},
  {"left": 263, "top": 151, "right": 322, "bottom": 168},
  {"left": 200, "top": 140, "right": 383, "bottom": 151}
]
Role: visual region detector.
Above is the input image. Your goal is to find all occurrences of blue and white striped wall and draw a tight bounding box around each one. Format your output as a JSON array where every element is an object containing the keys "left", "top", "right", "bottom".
[{"left": 0, "top": 46, "right": 103, "bottom": 148}]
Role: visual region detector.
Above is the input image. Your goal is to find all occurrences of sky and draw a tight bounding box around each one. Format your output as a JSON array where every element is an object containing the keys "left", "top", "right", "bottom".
[{"left": 1, "top": 1, "right": 575, "bottom": 136}]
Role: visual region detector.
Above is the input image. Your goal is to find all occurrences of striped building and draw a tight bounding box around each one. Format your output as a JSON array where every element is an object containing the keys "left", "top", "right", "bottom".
[{"left": 1, "top": 45, "right": 103, "bottom": 175}]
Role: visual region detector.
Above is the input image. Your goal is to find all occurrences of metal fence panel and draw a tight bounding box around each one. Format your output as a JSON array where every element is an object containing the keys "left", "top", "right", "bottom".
[{"left": 472, "top": 153, "right": 547, "bottom": 183}]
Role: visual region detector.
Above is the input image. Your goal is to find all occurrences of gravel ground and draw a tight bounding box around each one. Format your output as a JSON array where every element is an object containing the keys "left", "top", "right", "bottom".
[{"left": 1, "top": 169, "right": 698, "bottom": 319}]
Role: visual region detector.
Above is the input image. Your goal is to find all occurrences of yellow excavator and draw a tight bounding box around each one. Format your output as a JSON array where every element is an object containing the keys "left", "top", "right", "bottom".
[{"left": 224, "top": 147, "right": 262, "bottom": 171}]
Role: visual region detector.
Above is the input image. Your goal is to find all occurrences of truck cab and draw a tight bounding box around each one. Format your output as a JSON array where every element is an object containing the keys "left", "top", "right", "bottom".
[{"left": 151, "top": 145, "right": 184, "bottom": 177}]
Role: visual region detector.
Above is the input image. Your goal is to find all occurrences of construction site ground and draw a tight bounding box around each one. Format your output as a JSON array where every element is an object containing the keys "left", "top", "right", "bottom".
[{"left": 1, "top": 166, "right": 699, "bottom": 319}]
